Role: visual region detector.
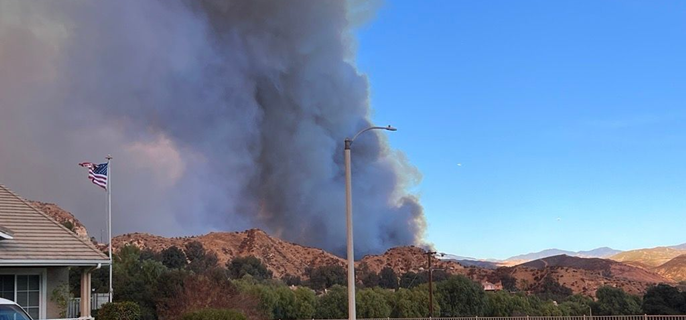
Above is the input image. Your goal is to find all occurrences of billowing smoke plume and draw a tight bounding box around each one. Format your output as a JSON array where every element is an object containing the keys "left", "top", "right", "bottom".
[{"left": 0, "top": 0, "right": 425, "bottom": 256}]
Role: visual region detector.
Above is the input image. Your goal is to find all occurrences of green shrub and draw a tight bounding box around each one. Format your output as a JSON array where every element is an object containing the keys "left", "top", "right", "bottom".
[
  {"left": 98, "top": 301, "right": 141, "bottom": 320},
  {"left": 180, "top": 308, "right": 246, "bottom": 320}
]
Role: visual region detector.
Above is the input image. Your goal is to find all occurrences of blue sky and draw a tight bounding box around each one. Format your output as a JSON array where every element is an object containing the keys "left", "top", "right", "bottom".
[{"left": 355, "top": 1, "right": 686, "bottom": 259}]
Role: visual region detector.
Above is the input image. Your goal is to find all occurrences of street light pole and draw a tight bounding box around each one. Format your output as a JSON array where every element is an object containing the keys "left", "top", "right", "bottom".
[{"left": 344, "top": 125, "right": 397, "bottom": 320}]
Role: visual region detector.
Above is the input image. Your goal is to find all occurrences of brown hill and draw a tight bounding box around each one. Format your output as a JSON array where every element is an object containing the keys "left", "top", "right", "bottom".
[
  {"left": 115, "top": 232, "right": 473, "bottom": 281},
  {"left": 114, "top": 229, "right": 345, "bottom": 278},
  {"left": 654, "top": 254, "right": 686, "bottom": 282},
  {"left": 26, "top": 200, "right": 90, "bottom": 241},
  {"left": 359, "top": 246, "right": 465, "bottom": 276},
  {"left": 114, "top": 229, "right": 672, "bottom": 297},
  {"left": 610, "top": 247, "right": 686, "bottom": 267},
  {"left": 520, "top": 254, "right": 615, "bottom": 270},
  {"left": 520, "top": 255, "right": 667, "bottom": 283},
  {"left": 115, "top": 230, "right": 480, "bottom": 282},
  {"left": 510, "top": 255, "right": 671, "bottom": 296}
]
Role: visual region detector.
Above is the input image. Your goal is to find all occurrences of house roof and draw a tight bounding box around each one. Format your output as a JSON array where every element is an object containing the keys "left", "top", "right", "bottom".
[{"left": 0, "top": 184, "right": 110, "bottom": 266}]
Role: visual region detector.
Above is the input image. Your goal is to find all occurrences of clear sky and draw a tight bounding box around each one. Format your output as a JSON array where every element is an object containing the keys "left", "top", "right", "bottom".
[{"left": 355, "top": 1, "right": 686, "bottom": 260}]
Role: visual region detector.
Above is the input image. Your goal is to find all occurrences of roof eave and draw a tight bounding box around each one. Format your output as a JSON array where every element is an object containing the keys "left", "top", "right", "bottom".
[{"left": 0, "top": 259, "right": 111, "bottom": 267}]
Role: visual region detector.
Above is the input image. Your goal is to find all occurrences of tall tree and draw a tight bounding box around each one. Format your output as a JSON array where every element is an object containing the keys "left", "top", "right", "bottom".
[
  {"left": 183, "top": 241, "right": 218, "bottom": 273},
  {"left": 642, "top": 284, "right": 686, "bottom": 315},
  {"left": 157, "top": 269, "right": 261, "bottom": 320},
  {"left": 357, "top": 263, "right": 379, "bottom": 288},
  {"left": 356, "top": 287, "right": 392, "bottom": 318},
  {"left": 399, "top": 271, "right": 423, "bottom": 289},
  {"left": 307, "top": 265, "right": 346, "bottom": 290},
  {"left": 378, "top": 267, "right": 399, "bottom": 289},
  {"left": 593, "top": 286, "right": 642, "bottom": 315},
  {"left": 183, "top": 241, "right": 206, "bottom": 262},
  {"left": 485, "top": 291, "right": 535, "bottom": 316},
  {"left": 161, "top": 246, "right": 188, "bottom": 269},
  {"left": 315, "top": 285, "right": 347, "bottom": 319},
  {"left": 558, "top": 295, "right": 593, "bottom": 316},
  {"left": 111, "top": 245, "right": 168, "bottom": 320},
  {"left": 227, "top": 256, "right": 273, "bottom": 280},
  {"left": 292, "top": 287, "right": 317, "bottom": 319},
  {"left": 536, "top": 275, "right": 573, "bottom": 302},
  {"left": 436, "top": 275, "right": 487, "bottom": 316},
  {"left": 390, "top": 286, "right": 438, "bottom": 318}
]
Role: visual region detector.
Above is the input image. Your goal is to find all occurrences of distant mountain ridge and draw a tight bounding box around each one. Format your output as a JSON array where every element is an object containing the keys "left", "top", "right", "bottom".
[
  {"left": 506, "top": 247, "right": 622, "bottom": 262},
  {"left": 438, "top": 254, "right": 502, "bottom": 269},
  {"left": 442, "top": 244, "right": 686, "bottom": 265}
]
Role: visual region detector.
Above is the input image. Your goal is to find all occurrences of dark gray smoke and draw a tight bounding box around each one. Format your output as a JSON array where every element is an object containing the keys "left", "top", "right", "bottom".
[{"left": 0, "top": 0, "right": 425, "bottom": 256}]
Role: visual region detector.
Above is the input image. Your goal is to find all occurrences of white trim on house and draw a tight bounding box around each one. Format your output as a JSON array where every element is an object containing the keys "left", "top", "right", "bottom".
[
  {"left": 0, "top": 268, "right": 48, "bottom": 320},
  {"left": 0, "top": 260, "right": 110, "bottom": 267},
  {"left": 0, "top": 231, "right": 13, "bottom": 240}
]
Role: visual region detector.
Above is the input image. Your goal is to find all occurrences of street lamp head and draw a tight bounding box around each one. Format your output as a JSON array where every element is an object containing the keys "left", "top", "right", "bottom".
[{"left": 349, "top": 125, "right": 397, "bottom": 145}]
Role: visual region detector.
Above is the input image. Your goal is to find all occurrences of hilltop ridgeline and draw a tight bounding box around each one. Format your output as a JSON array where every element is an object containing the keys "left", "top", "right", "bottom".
[{"left": 36, "top": 200, "right": 677, "bottom": 296}]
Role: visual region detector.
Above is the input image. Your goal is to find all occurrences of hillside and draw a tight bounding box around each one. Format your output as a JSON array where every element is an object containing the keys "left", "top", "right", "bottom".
[
  {"left": 102, "top": 227, "right": 681, "bottom": 297},
  {"left": 509, "top": 255, "right": 671, "bottom": 296},
  {"left": 520, "top": 255, "right": 668, "bottom": 283},
  {"left": 115, "top": 232, "right": 471, "bottom": 280},
  {"left": 359, "top": 246, "right": 465, "bottom": 275},
  {"left": 654, "top": 254, "right": 686, "bottom": 282},
  {"left": 26, "top": 200, "right": 90, "bottom": 241},
  {"left": 610, "top": 247, "right": 686, "bottom": 267},
  {"left": 114, "top": 229, "right": 345, "bottom": 278}
]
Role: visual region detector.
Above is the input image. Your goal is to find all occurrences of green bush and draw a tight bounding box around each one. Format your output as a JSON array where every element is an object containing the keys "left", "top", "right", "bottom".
[
  {"left": 180, "top": 308, "right": 247, "bottom": 320},
  {"left": 98, "top": 301, "right": 141, "bottom": 320}
]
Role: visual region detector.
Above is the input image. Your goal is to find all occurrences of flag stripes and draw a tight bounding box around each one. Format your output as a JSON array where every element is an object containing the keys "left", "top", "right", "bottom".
[{"left": 79, "top": 162, "right": 108, "bottom": 190}]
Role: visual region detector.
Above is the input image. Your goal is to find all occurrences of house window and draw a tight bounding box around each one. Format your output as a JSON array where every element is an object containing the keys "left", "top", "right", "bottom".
[
  {"left": 16, "top": 275, "right": 40, "bottom": 319},
  {"left": 0, "top": 275, "right": 40, "bottom": 319},
  {"left": 0, "top": 275, "right": 14, "bottom": 301}
]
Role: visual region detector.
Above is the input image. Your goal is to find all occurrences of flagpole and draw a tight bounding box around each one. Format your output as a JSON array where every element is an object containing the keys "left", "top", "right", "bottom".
[{"left": 106, "top": 154, "right": 113, "bottom": 303}]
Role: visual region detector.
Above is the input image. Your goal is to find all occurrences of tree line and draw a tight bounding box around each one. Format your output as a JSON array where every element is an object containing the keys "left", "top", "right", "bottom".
[{"left": 70, "top": 243, "right": 686, "bottom": 320}]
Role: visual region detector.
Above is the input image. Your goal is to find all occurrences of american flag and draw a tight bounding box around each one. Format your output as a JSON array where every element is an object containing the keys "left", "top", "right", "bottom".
[{"left": 79, "top": 162, "right": 108, "bottom": 190}]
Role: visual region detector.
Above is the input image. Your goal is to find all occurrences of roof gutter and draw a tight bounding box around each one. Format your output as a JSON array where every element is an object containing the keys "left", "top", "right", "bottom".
[
  {"left": 86, "top": 263, "right": 102, "bottom": 273},
  {"left": 0, "top": 259, "right": 111, "bottom": 267}
]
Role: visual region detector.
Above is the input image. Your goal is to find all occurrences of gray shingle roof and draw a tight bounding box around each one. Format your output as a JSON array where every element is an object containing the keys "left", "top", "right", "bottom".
[{"left": 0, "top": 184, "right": 110, "bottom": 266}]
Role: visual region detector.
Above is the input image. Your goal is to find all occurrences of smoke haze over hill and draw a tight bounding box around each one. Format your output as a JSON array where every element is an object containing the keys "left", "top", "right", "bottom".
[{"left": 0, "top": 0, "right": 425, "bottom": 257}]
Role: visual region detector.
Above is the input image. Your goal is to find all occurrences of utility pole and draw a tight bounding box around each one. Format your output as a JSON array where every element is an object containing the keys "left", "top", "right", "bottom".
[{"left": 427, "top": 250, "right": 437, "bottom": 318}]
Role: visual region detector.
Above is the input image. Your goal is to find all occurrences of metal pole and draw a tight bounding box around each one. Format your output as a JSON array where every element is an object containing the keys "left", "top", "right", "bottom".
[
  {"left": 106, "top": 155, "right": 113, "bottom": 303},
  {"left": 344, "top": 139, "right": 356, "bottom": 320},
  {"left": 342, "top": 125, "right": 394, "bottom": 320}
]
